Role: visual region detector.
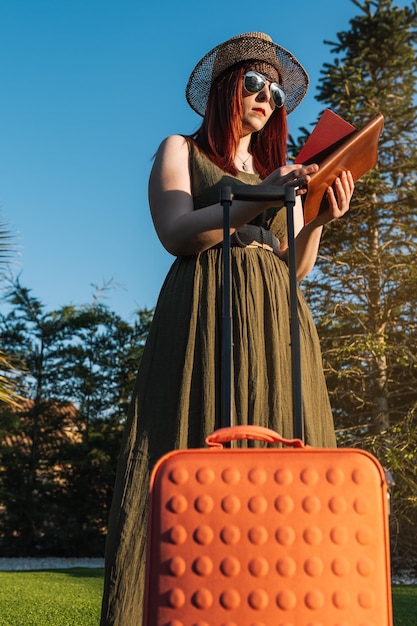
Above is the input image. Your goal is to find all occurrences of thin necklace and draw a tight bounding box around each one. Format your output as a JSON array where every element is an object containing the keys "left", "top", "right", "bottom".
[{"left": 236, "top": 153, "right": 251, "bottom": 171}]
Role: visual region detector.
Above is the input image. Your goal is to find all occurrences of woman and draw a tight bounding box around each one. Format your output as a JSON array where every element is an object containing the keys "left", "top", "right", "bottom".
[{"left": 100, "top": 32, "right": 354, "bottom": 625}]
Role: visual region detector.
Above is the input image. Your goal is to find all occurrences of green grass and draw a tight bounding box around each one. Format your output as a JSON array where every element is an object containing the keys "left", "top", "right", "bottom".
[
  {"left": 392, "top": 584, "right": 417, "bottom": 626},
  {"left": 0, "top": 568, "right": 104, "bottom": 626},
  {"left": 0, "top": 569, "right": 415, "bottom": 625}
]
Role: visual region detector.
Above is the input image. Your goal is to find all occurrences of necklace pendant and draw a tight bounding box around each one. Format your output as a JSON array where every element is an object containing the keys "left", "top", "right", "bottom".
[{"left": 236, "top": 153, "right": 250, "bottom": 171}]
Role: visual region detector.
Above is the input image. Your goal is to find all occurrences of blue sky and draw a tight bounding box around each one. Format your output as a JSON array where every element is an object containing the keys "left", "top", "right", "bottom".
[{"left": 0, "top": 0, "right": 410, "bottom": 320}]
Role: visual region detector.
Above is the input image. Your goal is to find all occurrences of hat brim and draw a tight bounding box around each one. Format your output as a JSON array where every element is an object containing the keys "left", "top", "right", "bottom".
[{"left": 186, "top": 32, "right": 309, "bottom": 116}]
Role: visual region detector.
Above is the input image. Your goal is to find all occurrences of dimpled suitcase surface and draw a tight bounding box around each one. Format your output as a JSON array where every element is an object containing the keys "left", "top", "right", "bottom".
[{"left": 143, "top": 426, "right": 393, "bottom": 626}]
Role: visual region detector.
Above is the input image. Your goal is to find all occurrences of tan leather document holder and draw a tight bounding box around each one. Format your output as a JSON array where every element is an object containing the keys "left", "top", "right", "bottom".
[{"left": 298, "top": 111, "right": 384, "bottom": 225}]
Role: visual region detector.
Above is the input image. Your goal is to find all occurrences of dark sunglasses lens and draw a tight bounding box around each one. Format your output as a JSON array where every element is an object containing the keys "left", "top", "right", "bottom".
[
  {"left": 244, "top": 72, "right": 286, "bottom": 108},
  {"left": 271, "top": 84, "right": 286, "bottom": 108},
  {"left": 244, "top": 71, "right": 265, "bottom": 93}
]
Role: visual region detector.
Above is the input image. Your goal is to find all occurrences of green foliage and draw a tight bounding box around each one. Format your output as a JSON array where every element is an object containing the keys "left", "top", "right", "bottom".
[
  {"left": 295, "top": 0, "right": 417, "bottom": 568},
  {"left": 0, "top": 352, "right": 22, "bottom": 407},
  {"left": 0, "top": 218, "right": 13, "bottom": 277},
  {"left": 300, "top": 0, "right": 417, "bottom": 435},
  {"left": 0, "top": 279, "right": 153, "bottom": 556},
  {"left": 0, "top": 568, "right": 103, "bottom": 626},
  {"left": 0, "top": 219, "right": 22, "bottom": 408}
]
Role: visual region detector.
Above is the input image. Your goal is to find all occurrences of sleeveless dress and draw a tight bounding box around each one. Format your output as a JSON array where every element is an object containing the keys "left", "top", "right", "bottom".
[{"left": 100, "top": 142, "right": 336, "bottom": 625}]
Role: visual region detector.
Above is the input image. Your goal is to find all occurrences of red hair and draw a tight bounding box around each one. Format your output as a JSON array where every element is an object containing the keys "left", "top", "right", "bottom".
[{"left": 190, "top": 64, "right": 288, "bottom": 178}]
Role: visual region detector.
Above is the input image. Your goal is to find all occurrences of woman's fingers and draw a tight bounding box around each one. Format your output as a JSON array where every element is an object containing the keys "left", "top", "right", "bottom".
[
  {"left": 264, "top": 163, "right": 319, "bottom": 187},
  {"left": 284, "top": 163, "right": 319, "bottom": 190},
  {"left": 326, "top": 171, "right": 354, "bottom": 218}
]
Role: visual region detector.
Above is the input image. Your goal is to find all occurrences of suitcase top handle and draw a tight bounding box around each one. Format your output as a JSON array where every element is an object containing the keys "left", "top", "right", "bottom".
[{"left": 205, "top": 425, "right": 305, "bottom": 449}]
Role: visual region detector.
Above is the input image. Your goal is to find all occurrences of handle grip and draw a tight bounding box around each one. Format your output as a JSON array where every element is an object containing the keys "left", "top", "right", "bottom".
[
  {"left": 205, "top": 425, "right": 305, "bottom": 449},
  {"left": 220, "top": 185, "right": 296, "bottom": 203}
]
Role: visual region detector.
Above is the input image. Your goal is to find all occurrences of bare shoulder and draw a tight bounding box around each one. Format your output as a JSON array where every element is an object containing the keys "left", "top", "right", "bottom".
[
  {"left": 149, "top": 134, "right": 192, "bottom": 197},
  {"left": 155, "top": 134, "right": 190, "bottom": 160}
]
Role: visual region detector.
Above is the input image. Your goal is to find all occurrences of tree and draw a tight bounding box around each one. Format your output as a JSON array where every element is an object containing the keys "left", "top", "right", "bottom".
[
  {"left": 301, "top": 0, "right": 417, "bottom": 437},
  {"left": 296, "top": 0, "right": 417, "bottom": 567},
  {"left": 0, "top": 280, "right": 153, "bottom": 555}
]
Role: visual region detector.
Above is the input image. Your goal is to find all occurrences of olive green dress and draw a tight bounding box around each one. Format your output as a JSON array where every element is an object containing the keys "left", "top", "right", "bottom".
[{"left": 100, "top": 142, "right": 336, "bottom": 625}]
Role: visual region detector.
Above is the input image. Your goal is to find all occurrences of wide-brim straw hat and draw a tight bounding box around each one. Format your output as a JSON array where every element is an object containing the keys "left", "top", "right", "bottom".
[{"left": 186, "top": 32, "right": 309, "bottom": 116}]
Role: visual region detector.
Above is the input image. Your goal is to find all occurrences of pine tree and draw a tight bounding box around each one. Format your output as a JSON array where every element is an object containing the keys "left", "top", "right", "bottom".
[{"left": 303, "top": 0, "right": 417, "bottom": 438}]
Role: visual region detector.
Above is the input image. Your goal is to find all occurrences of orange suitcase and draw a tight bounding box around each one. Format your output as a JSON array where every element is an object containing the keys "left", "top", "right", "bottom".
[
  {"left": 143, "top": 425, "right": 392, "bottom": 626},
  {"left": 143, "top": 184, "right": 392, "bottom": 625}
]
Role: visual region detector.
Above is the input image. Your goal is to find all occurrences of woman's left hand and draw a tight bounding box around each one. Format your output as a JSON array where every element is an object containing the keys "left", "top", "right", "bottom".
[{"left": 315, "top": 170, "right": 355, "bottom": 226}]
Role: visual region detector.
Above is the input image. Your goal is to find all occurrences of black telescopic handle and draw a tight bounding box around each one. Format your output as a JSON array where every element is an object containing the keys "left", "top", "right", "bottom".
[
  {"left": 285, "top": 192, "right": 304, "bottom": 442},
  {"left": 221, "top": 192, "right": 233, "bottom": 429},
  {"left": 220, "top": 184, "right": 304, "bottom": 442},
  {"left": 221, "top": 184, "right": 289, "bottom": 203}
]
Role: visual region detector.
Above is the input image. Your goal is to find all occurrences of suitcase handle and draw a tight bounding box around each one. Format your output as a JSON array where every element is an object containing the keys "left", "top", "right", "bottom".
[{"left": 205, "top": 425, "right": 305, "bottom": 448}]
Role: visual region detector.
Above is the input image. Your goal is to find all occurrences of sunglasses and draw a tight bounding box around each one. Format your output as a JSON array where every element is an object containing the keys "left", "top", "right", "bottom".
[{"left": 243, "top": 70, "right": 286, "bottom": 108}]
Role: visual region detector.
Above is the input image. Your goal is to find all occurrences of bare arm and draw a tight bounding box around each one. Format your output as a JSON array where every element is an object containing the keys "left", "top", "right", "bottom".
[{"left": 148, "top": 135, "right": 318, "bottom": 257}]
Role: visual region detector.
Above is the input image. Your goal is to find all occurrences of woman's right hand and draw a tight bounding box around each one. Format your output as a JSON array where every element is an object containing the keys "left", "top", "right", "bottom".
[
  {"left": 259, "top": 163, "right": 321, "bottom": 244},
  {"left": 261, "top": 163, "right": 319, "bottom": 197}
]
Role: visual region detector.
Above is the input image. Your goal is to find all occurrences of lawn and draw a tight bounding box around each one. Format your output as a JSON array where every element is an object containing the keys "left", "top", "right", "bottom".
[
  {"left": 0, "top": 568, "right": 103, "bottom": 626},
  {"left": 0, "top": 569, "right": 415, "bottom": 625},
  {"left": 392, "top": 584, "right": 417, "bottom": 626}
]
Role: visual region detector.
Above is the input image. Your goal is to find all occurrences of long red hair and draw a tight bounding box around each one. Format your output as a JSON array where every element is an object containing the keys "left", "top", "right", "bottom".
[{"left": 190, "top": 64, "right": 288, "bottom": 178}]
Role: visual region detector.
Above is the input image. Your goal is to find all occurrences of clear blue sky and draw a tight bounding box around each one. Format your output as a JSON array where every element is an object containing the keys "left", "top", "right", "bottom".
[{"left": 0, "top": 0, "right": 410, "bottom": 320}]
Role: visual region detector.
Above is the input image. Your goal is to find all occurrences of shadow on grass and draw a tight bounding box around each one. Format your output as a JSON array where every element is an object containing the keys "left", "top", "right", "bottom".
[{"left": 42, "top": 567, "right": 104, "bottom": 579}]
